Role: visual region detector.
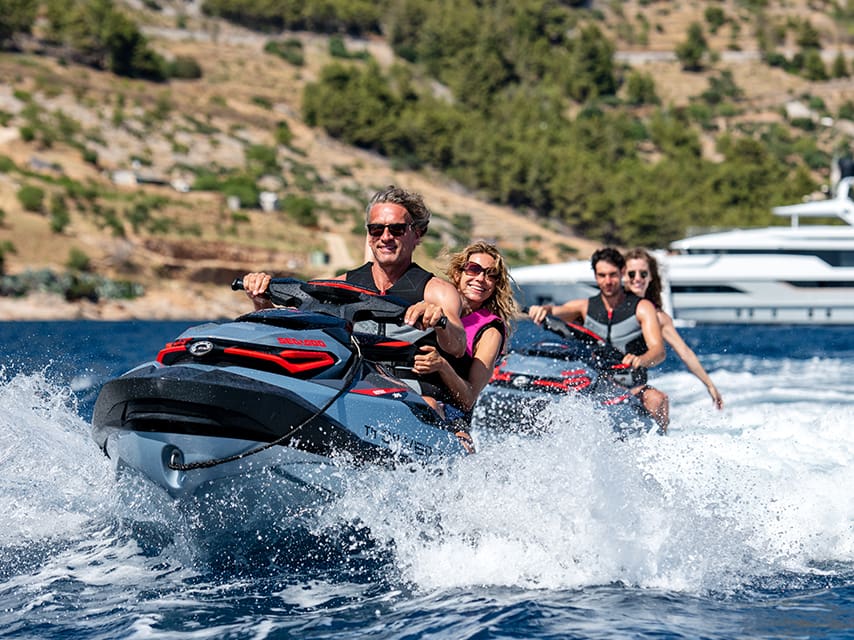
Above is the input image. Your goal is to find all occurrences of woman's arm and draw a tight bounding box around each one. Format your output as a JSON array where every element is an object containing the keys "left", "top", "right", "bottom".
[
  {"left": 658, "top": 311, "right": 724, "bottom": 410},
  {"left": 411, "top": 326, "right": 503, "bottom": 411},
  {"left": 625, "top": 299, "right": 666, "bottom": 369}
]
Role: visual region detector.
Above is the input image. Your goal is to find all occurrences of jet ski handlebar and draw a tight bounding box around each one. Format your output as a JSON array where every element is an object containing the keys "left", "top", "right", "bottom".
[
  {"left": 232, "top": 277, "right": 447, "bottom": 328},
  {"left": 522, "top": 307, "right": 642, "bottom": 381},
  {"left": 521, "top": 306, "right": 605, "bottom": 346}
]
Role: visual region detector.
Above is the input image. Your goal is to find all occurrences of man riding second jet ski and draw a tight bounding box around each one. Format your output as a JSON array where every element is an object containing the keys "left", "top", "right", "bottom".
[
  {"left": 242, "top": 185, "right": 473, "bottom": 447},
  {"left": 527, "top": 247, "right": 669, "bottom": 431}
]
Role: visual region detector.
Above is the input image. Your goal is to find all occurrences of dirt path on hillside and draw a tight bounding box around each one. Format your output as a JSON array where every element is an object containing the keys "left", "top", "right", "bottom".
[{"left": 323, "top": 232, "right": 355, "bottom": 272}]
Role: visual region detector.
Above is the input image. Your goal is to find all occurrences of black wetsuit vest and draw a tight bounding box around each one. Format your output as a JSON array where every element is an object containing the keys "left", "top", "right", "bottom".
[
  {"left": 345, "top": 262, "right": 433, "bottom": 342},
  {"left": 345, "top": 262, "right": 469, "bottom": 402},
  {"left": 585, "top": 293, "right": 648, "bottom": 385}
]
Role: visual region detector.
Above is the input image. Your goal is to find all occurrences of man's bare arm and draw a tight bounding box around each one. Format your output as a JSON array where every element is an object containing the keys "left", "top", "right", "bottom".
[
  {"left": 415, "top": 277, "right": 466, "bottom": 357},
  {"left": 528, "top": 298, "right": 587, "bottom": 325}
]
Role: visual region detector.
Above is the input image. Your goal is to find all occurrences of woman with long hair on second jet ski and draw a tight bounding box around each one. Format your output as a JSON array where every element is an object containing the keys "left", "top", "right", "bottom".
[{"left": 623, "top": 247, "right": 723, "bottom": 410}]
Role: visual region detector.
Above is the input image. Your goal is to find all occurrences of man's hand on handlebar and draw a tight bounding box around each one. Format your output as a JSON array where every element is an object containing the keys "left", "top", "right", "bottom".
[
  {"left": 527, "top": 304, "right": 551, "bottom": 325},
  {"left": 404, "top": 300, "right": 446, "bottom": 330},
  {"left": 242, "top": 272, "right": 274, "bottom": 310}
]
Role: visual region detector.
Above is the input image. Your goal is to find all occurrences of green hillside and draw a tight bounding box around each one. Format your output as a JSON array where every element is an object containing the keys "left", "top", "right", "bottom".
[{"left": 0, "top": 0, "right": 852, "bottom": 316}]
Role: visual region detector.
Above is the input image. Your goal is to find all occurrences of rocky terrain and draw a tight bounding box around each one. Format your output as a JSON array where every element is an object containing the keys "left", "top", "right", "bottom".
[{"left": 1, "top": 0, "right": 852, "bottom": 320}]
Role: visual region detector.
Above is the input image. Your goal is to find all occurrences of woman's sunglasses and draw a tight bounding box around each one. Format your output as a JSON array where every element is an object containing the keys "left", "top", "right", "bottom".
[
  {"left": 627, "top": 270, "right": 649, "bottom": 279},
  {"left": 366, "top": 223, "right": 412, "bottom": 237},
  {"left": 462, "top": 261, "right": 499, "bottom": 281}
]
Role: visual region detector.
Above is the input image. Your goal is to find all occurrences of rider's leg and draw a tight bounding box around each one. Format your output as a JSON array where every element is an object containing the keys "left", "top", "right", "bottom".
[{"left": 636, "top": 385, "right": 670, "bottom": 433}]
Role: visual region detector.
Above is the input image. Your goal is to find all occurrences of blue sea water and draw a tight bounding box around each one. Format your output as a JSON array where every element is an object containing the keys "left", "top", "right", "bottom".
[{"left": 1, "top": 320, "right": 853, "bottom": 639}]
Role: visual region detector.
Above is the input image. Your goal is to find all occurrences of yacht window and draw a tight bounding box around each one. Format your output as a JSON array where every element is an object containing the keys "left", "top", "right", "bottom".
[
  {"left": 683, "top": 249, "right": 854, "bottom": 267},
  {"left": 785, "top": 281, "right": 854, "bottom": 288},
  {"left": 670, "top": 284, "right": 745, "bottom": 294}
]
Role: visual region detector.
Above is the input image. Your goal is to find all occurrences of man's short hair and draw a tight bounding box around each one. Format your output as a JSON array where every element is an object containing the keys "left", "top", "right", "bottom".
[
  {"left": 590, "top": 247, "right": 625, "bottom": 271},
  {"left": 365, "top": 185, "right": 430, "bottom": 235}
]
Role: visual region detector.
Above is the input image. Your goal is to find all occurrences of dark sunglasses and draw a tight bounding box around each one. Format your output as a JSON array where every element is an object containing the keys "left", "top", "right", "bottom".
[
  {"left": 627, "top": 270, "right": 649, "bottom": 279},
  {"left": 366, "top": 223, "right": 412, "bottom": 237},
  {"left": 462, "top": 261, "right": 499, "bottom": 281}
]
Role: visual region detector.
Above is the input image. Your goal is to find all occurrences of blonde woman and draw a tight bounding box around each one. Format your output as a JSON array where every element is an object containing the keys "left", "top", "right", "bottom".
[{"left": 412, "top": 241, "right": 518, "bottom": 413}]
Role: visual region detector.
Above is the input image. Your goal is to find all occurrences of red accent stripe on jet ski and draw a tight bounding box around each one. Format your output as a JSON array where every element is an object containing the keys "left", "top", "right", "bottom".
[
  {"left": 491, "top": 364, "right": 511, "bottom": 382},
  {"left": 532, "top": 380, "right": 568, "bottom": 390},
  {"left": 373, "top": 340, "right": 412, "bottom": 348},
  {"left": 564, "top": 321, "right": 604, "bottom": 342},
  {"left": 223, "top": 347, "right": 335, "bottom": 374},
  {"left": 350, "top": 387, "right": 410, "bottom": 396},
  {"left": 602, "top": 393, "right": 631, "bottom": 405},
  {"left": 156, "top": 338, "right": 192, "bottom": 363},
  {"left": 532, "top": 376, "right": 592, "bottom": 392},
  {"left": 307, "top": 280, "right": 381, "bottom": 296}
]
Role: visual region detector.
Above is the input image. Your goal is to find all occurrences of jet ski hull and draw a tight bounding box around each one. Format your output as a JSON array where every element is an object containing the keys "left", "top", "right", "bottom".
[
  {"left": 91, "top": 280, "right": 471, "bottom": 522},
  {"left": 473, "top": 319, "right": 658, "bottom": 436}
]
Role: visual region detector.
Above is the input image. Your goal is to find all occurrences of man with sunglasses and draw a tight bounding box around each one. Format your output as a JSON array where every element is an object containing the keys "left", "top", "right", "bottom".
[
  {"left": 244, "top": 185, "right": 465, "bottom": 358},
  {"left": 527, "top": 247, "right": 669, "bottom": 431},
  {"left": 341, "top": 185, "right": 466, "bottom": 358}
]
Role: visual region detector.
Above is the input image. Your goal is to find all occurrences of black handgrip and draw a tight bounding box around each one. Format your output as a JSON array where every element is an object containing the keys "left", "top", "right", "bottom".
[
  {"left": 232, "top": 278, "right": 271, "bottom": 298},
  {"left": 436, "top": 316, "right": 447, "bottom": 329}
]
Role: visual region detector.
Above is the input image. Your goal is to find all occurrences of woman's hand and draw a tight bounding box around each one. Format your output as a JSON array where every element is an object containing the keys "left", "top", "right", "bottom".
[
  {"left": 708, "top": 384, "right": 724, "bottom": 410},
  {"left": 412, "top": 345, "right": 447, "bottom": 375}
]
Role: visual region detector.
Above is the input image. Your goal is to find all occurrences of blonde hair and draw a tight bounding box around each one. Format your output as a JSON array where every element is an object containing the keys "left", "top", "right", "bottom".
[{"left": 447, "top": 241, "right": 518, "bottom": 329}]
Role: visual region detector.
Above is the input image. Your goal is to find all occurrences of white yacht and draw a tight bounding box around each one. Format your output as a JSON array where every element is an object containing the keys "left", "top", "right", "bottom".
[{"left": 512, "top": 174, "right": 854, "bottom": 325}]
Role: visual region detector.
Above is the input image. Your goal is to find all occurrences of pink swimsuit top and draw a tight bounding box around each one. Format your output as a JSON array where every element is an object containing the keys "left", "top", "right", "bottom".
[{"left": 461, "top": 308, "right": 505, "bottom": 356}]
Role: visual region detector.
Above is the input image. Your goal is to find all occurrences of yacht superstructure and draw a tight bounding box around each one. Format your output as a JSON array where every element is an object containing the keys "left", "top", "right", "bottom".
[{"left": 512, "top": 173, "right": 854, "bottom": 325}]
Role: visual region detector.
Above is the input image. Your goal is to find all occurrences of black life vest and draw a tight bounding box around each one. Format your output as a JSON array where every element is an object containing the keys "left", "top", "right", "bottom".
[
  {"left": 585, "top": 293, "right": 648, "bottom": 385},
  {"left": 345, "top": 262, "right": 467, "bottom": 402}
]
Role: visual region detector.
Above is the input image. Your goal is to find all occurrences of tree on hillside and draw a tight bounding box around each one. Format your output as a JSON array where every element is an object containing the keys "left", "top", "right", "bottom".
[
  {"left": 802, "top": 49, "right": 828, "bottom": 81},
  {"left": 43, "top": 0, "right": 166, "bottom": 80},
  {"left": 0, "top": 241, "right": 16, "bottom": 275},
  {"left": 565, "top": 24, "right": 617, "bottom": 101},
  {"left": 202, "top": 0, "right": 382, "bottom": 34},
  {"left": 796, "top": 20, "right": 821, "bottom": 50},
  {"left": 704, "top": 6, "right": 726, "bottom": 34},
  {"left": 831, "top": 52, "right": 849, "bottom": 78},
  {"left": 303, "top": 62, "right": 402, "bottom": 151},
  {"left": 0, "top": 0, "right": 37, "bottom": 47},
  {"left": 624, "top": 71, "right": 659, "bottom": 106},
  {"left": 675, "top": 22, "right": 708, "bottom": 71}
]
